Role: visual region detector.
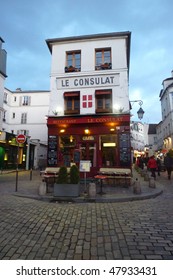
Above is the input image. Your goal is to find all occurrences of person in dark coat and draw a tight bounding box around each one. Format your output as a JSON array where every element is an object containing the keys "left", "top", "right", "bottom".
[
  {"left": 164, "top": 153, "right": 173, "bottom": 180},
  {"left": 156, "top": 157, "right": 161, "bottom": 176}
]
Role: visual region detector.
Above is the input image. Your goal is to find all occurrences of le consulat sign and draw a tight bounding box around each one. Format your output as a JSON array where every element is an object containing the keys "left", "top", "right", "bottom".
[{"left": 56, "top": 73, "right": 119, "bottom": 89}]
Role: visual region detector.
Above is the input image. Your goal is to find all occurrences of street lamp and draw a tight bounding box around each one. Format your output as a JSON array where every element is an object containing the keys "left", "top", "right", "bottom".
[{"left": 130, "top": 100, "right": 145, "bottom": 120}]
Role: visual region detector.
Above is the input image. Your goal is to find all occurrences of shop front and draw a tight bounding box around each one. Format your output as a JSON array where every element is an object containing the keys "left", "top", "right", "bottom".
[
  {"left": 0, "top": 131, "right": 27, "bottom": 170},
  {"left": 47, "top": 114, "right": 131, "bottom": 177}
]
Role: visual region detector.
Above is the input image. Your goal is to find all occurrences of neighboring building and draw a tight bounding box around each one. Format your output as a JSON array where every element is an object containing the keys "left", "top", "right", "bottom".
[
  {"left": 0, "top": 37, "right": 7, "bottom": 169},
  {"left": 131, "top": 121, "right": 148, "bottom": 157},
  {"left": 159, "top": 71, "right": 173, "bottom": 154},
  {"left": 147, "top": 124, "right": 158, "bottom": 156},
  {"left": 2, "top": 88, "right": 50, "bottom": 169},
  {"left": 46, "top": 31, "right": 131, "bottom": 177}
]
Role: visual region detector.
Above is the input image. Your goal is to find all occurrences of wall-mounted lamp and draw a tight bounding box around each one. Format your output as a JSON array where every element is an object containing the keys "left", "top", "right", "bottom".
[
  {"left": 130, "top": 100, "right": 145, "bottom": 120},
  {"left": 84, "top": 128, "right": 90, "bottom": 135}
]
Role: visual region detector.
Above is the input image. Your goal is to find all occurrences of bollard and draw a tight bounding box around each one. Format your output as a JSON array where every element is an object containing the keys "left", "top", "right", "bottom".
[
  {"left": 30, "top": 168, "right": 32, "bottom": 181},
  {"left": 144, "top": 172, "right": 149, "bottom": 181},
  {"left": 133, "top": 178, "right": 141, "bottom": 194},
  {"left": 39, "top": 181, "right": 47, "bottom": 195},
  {"left": 149, "top": 177, "right": 156, "bottom": 188},
  {"left": 88, "top": 182, "right": 96, "bottom": 198}
]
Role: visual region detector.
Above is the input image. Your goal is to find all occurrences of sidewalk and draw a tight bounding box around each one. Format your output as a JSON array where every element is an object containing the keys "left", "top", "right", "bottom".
[{"left": 0, "top": 167, "right": 163, "bottom": 203}]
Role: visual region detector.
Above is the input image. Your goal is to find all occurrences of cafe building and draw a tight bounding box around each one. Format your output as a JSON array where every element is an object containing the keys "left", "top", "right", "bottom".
[{"left": 46, "top": 31, "right": 131, "bottom": 177}]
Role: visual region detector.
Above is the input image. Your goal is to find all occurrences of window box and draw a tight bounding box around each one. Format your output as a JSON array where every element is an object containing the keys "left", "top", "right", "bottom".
[
  {"left": 65, "top": 66, "right": 81, "bottom": 73},
  {"left": 96, "top": 108, "right": 112, "bottom": 113},
  {"left": 101, "top": 62, "right": 112, "bottom": 69},
  {"left": 64, "top": 109, "right": 80, "bottom": 115}
]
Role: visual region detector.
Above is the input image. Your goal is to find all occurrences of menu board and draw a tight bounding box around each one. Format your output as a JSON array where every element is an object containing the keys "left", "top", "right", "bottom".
[
  {"left": 119, "top": 133, "right": 131, "bottom": 166},
  {"left": 48, "top": 135, "right": 57, "bottom": 166},
  {"left": 80, "top": 160, "right": 91, "bottom": 172}
]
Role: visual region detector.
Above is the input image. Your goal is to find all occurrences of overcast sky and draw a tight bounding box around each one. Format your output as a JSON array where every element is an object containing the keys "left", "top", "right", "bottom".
[{"left": 1, "top": 0, "right": 173, "bottom": 123}]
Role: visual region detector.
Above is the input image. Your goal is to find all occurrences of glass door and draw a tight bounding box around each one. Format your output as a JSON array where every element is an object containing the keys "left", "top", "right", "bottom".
[{"left": 79, "top": 142, "right": 97, "bottom": 176}]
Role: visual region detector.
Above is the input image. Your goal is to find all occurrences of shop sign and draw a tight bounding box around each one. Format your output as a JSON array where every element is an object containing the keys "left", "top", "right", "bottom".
[
  {"left": 56, "top": 74, "right": 119, "bottom": 89},
  {"left": 48, "top": 115, "right": 130, "bottom": 125},
  {"left": 82, "top": 136, "right": 95, "bottom": 141}
]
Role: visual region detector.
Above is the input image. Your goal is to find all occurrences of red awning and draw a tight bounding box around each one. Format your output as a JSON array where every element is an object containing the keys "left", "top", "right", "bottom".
[
  {"left": 64, "top": 92, "right": 79, "bottom": 97},
  {"left": 95, "top": 90, "right": 111, "bottom": 95}
]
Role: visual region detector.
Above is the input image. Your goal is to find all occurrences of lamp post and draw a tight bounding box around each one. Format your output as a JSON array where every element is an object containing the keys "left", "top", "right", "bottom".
[{"left": 130, "top": 100, "right": 145, "bottom": 120}]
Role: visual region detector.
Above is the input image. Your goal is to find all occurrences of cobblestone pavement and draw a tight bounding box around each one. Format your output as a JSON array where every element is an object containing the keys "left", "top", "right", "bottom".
[{"left": 0, "top": 170, "right": 173, "bottom": 260}]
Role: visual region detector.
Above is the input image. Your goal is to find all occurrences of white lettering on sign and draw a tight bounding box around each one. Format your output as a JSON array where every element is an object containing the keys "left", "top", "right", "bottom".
[{"left": 56, "top": 74, "right": 119, "bottom": 89}]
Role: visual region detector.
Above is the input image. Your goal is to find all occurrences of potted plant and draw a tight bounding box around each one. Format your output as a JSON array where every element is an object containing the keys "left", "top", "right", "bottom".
[
  {"left": 54, "top": 165, "right": 80, "bottom": 197},
  {"left": 70, "top": 164, "right": 80, "bottom": 184}
]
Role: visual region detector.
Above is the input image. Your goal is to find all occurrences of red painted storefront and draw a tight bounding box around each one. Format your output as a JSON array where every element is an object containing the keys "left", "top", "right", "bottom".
[{"left": 47, "top": 114, "right": 131, "bottom": 177}]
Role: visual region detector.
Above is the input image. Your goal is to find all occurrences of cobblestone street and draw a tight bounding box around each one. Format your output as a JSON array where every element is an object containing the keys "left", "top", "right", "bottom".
[{"left": 0, "top": 170, "right": 173, "bottom": 260}]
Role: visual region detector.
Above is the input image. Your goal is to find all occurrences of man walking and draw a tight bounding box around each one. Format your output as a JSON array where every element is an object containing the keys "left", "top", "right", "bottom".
[{"left": 164, "top": 153, "right": 173, "bottom": 180}]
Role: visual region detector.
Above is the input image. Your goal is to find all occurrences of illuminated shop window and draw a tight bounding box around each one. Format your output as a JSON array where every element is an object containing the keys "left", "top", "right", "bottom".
[{"left": 101, "top": 135, "right": 117, "bottom": 167}]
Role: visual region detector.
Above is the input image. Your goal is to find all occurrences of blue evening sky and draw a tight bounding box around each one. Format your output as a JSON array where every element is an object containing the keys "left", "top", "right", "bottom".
[{"left": 0, "top": 0, "right": 173, "bottom": 123}]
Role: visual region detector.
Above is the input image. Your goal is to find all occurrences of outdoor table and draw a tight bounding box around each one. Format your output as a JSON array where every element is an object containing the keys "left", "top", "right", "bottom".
[{"left": 94, "top": 175, "right": 107, "bottom": 195}]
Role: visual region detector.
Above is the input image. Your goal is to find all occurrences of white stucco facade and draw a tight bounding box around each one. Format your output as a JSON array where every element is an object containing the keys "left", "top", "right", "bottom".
[
  {"left": 3, "top": 88, "right": 50, "bottom": 144},
  {"left": 47, "top": 32, "right": 131, "bottom": 118},
  {"left": 2, "top": 88, "right": 50, "bottom": 169},
  {"left": 159, "top": 71, "right": 173, "bottom": 153},
  {"left": 0, "top": 37, "right": 7, "bottom": 132}
]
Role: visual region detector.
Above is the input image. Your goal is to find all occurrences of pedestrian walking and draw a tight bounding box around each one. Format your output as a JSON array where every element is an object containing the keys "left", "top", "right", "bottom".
[
  {"left": 164, "top": 153, "right": 173, "bottom": 180},
  {"left": 147, "top": 155, "right": 158, "bottom": 179},
  {"left": 156, "top": 157, "right": 161, "bottom": 176}
]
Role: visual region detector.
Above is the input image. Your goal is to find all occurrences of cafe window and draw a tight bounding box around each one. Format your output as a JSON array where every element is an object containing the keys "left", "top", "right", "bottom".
[
  {"left": 95, "top": 48, "right": 112, "bottom": 70},
  {"left": 95, "top": 90, "right": 112, "bottom": 113},
  {"left": 64, "top": 92, "right": 80, "bottom": 115},
  {"left": 59, "top": 135, "right": 76, "bottom": 167},
  {"left": 65, "top": 51, "right": 81, "bottom": 72},
  {"left": 101, "top": 135, "right": 117, "bottom": 167}
]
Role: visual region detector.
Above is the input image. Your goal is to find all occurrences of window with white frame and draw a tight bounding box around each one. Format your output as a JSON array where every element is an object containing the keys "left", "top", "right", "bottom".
[
  {"left": 20, "top": 96, "right": 31, "bottom": 106},
  {"left": 17, "top": 129, "right": 29, "bottom": 136},
  {"left": 21, "top": 113, "right": 27, "bottom": 124},
  {"left": 3, "top": 92, "right": 8, "bottom": 103}
]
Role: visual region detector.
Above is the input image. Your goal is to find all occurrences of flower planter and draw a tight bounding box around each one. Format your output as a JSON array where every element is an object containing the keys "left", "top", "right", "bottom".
[{"left": 54, "top": 183, "right": 80, "bottom": 197}]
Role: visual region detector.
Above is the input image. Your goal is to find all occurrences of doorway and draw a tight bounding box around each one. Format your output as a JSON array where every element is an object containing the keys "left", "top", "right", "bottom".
[{"left": 79, "top": 142, "right": 97, "bottom": 177}]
